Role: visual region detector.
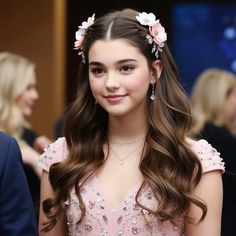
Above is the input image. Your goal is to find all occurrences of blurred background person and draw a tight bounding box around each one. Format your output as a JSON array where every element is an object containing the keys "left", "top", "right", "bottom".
[
  {"left": 0, "top": 131, "right": 38, "bottom": 236},
  {"left": 54, "top": 111, "right": 65, "bottom": 139},
  {"left": 0, "top": 52, "right": 52, "bottom": 223},
  {"left": 190, "top": 68, "right": 236, "bottom": 236}
]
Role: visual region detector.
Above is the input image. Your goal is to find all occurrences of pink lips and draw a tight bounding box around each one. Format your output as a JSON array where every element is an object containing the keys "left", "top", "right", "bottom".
[{"left": 104, "top": 94, "right": 126, "bottom": 102}]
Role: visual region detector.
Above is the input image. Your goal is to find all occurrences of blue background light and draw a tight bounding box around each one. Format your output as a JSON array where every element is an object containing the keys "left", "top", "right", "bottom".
[{"left": 172, "top": 4, "right": 236, "bottom": 95}]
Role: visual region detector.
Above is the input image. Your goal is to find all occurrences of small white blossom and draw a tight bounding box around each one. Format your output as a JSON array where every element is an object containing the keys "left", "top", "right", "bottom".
[
  {"left": 136, "top": 12, "right": 159, "bottom": 26},
  {"left": 75, "top": 28, "right": 86, "bottom": 41}
]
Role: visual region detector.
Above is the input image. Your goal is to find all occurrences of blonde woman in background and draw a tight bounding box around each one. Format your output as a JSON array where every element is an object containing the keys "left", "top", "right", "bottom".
[
  {"left": 190, "top": 68, "right": 236, "bottom": 236},
  {"left": 0, "top": 52, "right": 52, "bottom": 223}
]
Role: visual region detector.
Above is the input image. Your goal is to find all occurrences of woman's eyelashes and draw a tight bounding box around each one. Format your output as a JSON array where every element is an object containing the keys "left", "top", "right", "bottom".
[
  {"left": 90, "top": 64, "right": 135, "bottom": 77},
  {"left": 90, "top": 67, "right": 105, "bottom": 77},
  {"left": 120, "top": 65, "right": 135, "bottom": 74}
]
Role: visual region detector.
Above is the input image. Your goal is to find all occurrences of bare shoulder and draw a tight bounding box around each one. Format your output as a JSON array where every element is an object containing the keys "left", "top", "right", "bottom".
[{"left": 185, "top": 137, "right": 197, "bottom": 146}]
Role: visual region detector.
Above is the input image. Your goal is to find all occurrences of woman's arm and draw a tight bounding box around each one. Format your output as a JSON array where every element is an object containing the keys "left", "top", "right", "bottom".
[
  {"left": 185, "top": 170, "right": 223, "bottom": 236},
  {"left": 39, "top": 170, "right": 67, "bottom": 236},
  {"left": 21, "top": 144, "right": 42, "bottom": 177},
  {"left": 34, "top": 135, "right": 52, "bottom": 154}
]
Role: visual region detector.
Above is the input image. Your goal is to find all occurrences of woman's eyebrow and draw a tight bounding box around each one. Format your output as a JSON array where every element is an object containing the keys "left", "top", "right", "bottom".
[{"left": 89, "top": 59, "right": 137, "bottom": 66}]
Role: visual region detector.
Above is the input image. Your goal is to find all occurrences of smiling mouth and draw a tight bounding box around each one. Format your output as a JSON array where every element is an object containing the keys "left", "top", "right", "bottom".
[
  {"left": 104, "top": 94, "right": 127, "bottom": 102},
  {"left": 105, "top": 94, "right": 126, "bottom": 98},
  {"left": 26, "top": 103, "right": 34, "bottom": 107}
]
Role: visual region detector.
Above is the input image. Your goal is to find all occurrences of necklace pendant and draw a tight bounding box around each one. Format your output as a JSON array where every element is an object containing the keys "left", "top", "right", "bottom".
[{"left": 120, "top": 161, "right": 124, "bottom": 166}]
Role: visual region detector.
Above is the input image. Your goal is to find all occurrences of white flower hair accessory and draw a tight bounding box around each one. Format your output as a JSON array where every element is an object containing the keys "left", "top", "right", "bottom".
[
  {"left": 136, "top": 12, "right": 167, "bottom": 58},
  {"left": 74, "top": 13, "right": 95, "bottom": 62}
]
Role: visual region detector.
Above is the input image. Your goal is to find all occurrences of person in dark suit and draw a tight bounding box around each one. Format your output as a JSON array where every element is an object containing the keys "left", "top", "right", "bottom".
[{"left": 0, "top": 131, "right": 38, "bottom": 236}]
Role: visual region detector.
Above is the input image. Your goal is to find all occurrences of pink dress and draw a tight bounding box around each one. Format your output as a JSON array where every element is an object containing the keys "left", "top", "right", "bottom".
[{"left": 38, "top": 138, "right": 224, "bottom": 236}]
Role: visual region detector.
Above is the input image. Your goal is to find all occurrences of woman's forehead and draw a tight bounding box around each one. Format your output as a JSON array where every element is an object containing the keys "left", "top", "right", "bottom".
[{"left": 88, "top": 39, "right": 143, "bottom": 64}]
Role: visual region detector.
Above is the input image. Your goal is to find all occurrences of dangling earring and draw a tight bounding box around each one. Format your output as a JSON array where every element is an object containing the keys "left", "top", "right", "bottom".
[
  {"left": 150, "top": 84, "right": 155, "bottom": 101},
  {"left": 95, "top": 100, "right": 98, "bottom": 105}
]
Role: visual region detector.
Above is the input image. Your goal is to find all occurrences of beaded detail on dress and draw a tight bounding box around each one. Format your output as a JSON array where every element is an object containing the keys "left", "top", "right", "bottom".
[
  {"left": 38, "top": 137, "right": 224, "bottom": 236},
  {"left": 191, "top": 139, "right": 225, "bottom": 173},
  {"left": 64, "top": 176, "right": 184, "bottom": 236}
]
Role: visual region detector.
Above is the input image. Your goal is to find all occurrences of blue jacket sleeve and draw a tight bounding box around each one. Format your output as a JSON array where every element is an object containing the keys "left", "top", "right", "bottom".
[{"left": 0, "top": 133, "right": 38, "bottom": 236}]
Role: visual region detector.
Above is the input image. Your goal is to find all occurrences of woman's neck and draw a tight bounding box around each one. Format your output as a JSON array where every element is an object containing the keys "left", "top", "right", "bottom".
[{"left": 108, "top": 114, "right": 148, "bottom": 142}]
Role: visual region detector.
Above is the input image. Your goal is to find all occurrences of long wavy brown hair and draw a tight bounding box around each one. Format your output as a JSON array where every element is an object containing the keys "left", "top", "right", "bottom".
[{"left": 42, "top": 8, "right": 206, "bottom": 232}]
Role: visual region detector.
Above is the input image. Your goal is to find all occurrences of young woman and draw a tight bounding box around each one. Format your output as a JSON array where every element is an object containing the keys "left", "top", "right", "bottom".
[
  {"left": 0, "top": 52, "right": 51, "bottom": 168},
  {"left": 39, "top": 9, "right": 224, "bottom": 235}
]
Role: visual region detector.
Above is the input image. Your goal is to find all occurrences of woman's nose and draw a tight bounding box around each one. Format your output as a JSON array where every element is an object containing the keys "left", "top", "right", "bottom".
[
  {"left": 105, "top": 72, "right": 120, "bottom": 91},
  {"left": 33, "top": 89, "right": 39, "bottom": 100}
]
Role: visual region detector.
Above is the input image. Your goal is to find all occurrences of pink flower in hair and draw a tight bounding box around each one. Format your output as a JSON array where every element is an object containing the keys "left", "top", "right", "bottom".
[
  {"left": 149, "top": 23, "right": 167, "bottom": 50},
  {"left": 79, "top": 13, "right": 95, "bottom": 29},
  {"left": 74, "top": 14, "right": 95, "bottom": 50},
  {"left": 136, "top": 12, "right": 167, "bottom": 57}
]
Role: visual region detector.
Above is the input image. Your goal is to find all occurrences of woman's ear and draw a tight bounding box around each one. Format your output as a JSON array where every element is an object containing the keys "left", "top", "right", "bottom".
[{"left": 150, "top": 60, "right": 163, "bottom": 84}]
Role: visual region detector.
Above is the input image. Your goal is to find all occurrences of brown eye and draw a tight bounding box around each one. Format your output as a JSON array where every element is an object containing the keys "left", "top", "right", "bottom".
[
  {"left": 120, "top": 65, "right": 134, "bottom": 74},
  {"left": 90, "top": 67, "right": 105, "bottom": 76}
]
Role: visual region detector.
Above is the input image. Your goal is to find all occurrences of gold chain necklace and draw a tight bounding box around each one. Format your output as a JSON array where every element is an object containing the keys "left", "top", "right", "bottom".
[
  {"left": 109, "top": 138, "right": 143, "bottom": 146},
  {"left": 109, "top": 140, "right": 145, "bottom": 166}
]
